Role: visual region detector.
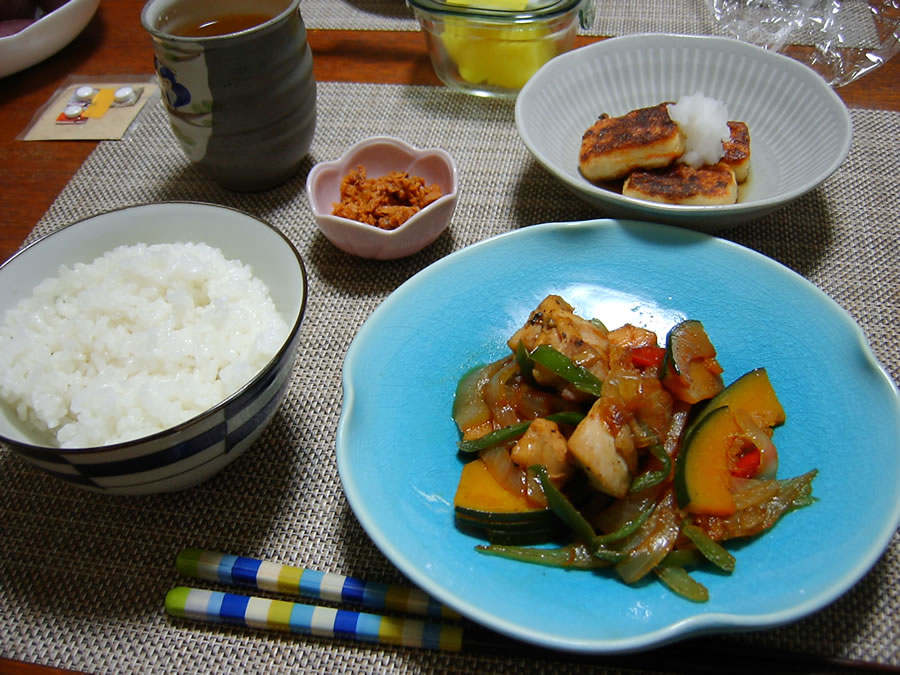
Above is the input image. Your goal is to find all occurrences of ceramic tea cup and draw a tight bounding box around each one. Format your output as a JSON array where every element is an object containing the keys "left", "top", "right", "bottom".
[{"left": 141, "top": 0, "right": 316, "bottom": 192}]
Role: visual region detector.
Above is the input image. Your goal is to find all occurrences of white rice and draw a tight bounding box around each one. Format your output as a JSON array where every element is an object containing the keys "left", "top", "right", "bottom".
[
  {"left": 0, "top": 242, "right": 289, "bottom": 448},
  {"left": 667, "top": 93, "right": 731, "bottom": 167}
]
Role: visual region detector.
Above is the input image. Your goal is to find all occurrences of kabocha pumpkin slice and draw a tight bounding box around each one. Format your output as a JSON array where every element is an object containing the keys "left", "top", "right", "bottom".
[
  {"left": 684, "top": 367, "right": 785, "bottom": 480},
  {"left": 661, "top": 320, "right": 724, "bottom": 404},
  {"left": 691, "top": 367, "right": 785, "bottom": 433},
  {"left": 675, "top": 368, "right": 789, "bottom": 515},
  {"left": 674, "top": 405, "right": 739, "bottom": 516},
  {"left": 454, "top": 457, "right": 557, "bottom": 543},
  {"left": 454, "top": 457, "right": 540, "bottom": 515}
]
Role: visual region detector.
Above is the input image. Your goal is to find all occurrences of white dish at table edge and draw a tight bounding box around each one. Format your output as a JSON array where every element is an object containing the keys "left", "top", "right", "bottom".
[
  {"left": 0, "top": 0, "right": 100, "bottom": 79},
  {"left": 337, "top": 218, "right": 900, "bottom": 653}
]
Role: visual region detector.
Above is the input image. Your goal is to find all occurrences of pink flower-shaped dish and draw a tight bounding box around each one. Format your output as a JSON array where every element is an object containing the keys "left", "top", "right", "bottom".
[{"left": 306, "top": 136, "right": 459, "bottom": 260}]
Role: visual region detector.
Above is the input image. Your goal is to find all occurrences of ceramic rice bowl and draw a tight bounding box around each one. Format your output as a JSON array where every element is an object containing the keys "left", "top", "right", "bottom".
[{"left": 0, "top": 202, "right": 307, "bottom": 495}]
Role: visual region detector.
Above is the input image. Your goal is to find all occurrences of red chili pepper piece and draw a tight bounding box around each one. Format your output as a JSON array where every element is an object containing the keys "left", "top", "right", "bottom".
[
  {"left": 631, "top": 345, "right": 666, "bottom": 369},
  {"left": 730, "top": 447, "right": 761, "bottom": 478}
]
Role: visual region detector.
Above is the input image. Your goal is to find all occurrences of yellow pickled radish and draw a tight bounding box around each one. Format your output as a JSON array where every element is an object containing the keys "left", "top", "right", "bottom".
[{"left": 440, "top": 18, "right": 554, "bottom": 89}]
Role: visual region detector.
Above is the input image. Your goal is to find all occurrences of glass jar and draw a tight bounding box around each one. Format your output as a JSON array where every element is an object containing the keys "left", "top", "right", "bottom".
[{"left": 408, "top": 0, "right": 588, "bottom": 98}]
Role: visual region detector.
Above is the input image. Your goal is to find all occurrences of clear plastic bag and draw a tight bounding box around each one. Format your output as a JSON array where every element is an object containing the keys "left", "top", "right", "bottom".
[{"left": 708, "top": 0, "right": 900, "bottom": 86}]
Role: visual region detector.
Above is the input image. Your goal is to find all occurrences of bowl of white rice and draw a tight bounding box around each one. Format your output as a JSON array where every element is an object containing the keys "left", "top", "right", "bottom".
[
  {"left": 515, "top": 33, "right": 852, "bottom": 230},
  {"left": 0, "top": 202, "right": 307, "bottom": 495}
]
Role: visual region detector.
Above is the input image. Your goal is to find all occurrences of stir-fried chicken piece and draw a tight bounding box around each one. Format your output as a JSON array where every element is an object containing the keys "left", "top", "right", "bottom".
[
  {"left": 613, "top": 423, "right": 639, "bottom": 475},
  {"left": 508, "top": 295, "right": 609, "bottom": 390},
  {"left": 566, "top": 398, "right": 632, "bottom": 498},
  {"left": 509, "top": 418, "right": 573, "bottom": 484},
  {"left": 607, "top": 323, "right": 660, "bottom": 372},
  {"left": 603, "top": 371, "right": 675, "bottom": 448}
]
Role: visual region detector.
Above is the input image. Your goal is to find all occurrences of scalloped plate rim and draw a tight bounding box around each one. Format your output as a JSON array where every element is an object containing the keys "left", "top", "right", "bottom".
[{"left": 336, "top": 218, "right": 900, "bottom": 653}]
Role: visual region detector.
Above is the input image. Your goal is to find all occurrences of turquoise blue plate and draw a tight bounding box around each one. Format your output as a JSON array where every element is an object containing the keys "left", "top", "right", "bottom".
[{"left": 336, "top": 219, "right": 900, "bottom": 653}]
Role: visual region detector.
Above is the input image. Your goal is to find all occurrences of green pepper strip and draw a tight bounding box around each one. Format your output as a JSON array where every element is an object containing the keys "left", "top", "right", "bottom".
[
  {"left": 475, "top": 543, "right": 622, "bottom": 569},
  {"left": 528, "top": 345, "right": 604, "bottom": 398},
  {"left": 514, "top": 341, "right": 535, "bottom": 384},
  {"left": 457, "top": 421, "right": 529, "bottom": 454},
  {"left": 592, "top": 502, "right": 657, "bottom": 545},
  {"left": 544, "top": 410, "right": 586, "bottom": 427},
  {"left": 682, "top": 522, "right": 736, "bottom": 573},
  {"left": 532, "top": 465, "right": 597, "bottom": 545},
  {"left": 659, "top": 548, "right": 703, "bottom": 569},
  {"left": 654, "top": 565, "right": 709, "bottom": 603},
  {"left": 531, "top": 465, "right": 650, "bottom": 559},
  {"left": 629, "top": 443, "right": 672, "bottom": 493},
  {"left": 457, "top": 411, "right": 585, "bottom": 454}
]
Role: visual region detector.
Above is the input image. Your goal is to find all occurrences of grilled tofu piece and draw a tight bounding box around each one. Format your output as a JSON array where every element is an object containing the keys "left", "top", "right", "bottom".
[
  {"left": 721, "top": 121, "right": 751, "bottom": 183},
  {"left": 622, "top": 162, "right": 738, "bottom": 206},
  {"left": 579, "top": 103, "right": 686, "bottom": 182}
]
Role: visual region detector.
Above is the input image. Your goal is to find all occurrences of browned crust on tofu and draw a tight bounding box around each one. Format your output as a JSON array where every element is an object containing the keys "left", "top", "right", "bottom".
[
  {"left": 579, "top": 103, "right": 686, "bottom": 182},
  {"left": 721, "top": 121, "right": 751, "bottom": 183},
  {"left": 623, "top": 162, "right": 738, "bottom": 206}
]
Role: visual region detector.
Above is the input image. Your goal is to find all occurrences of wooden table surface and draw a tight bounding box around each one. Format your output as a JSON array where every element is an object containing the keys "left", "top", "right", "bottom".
[{"left": 0, "top": 1, "right": 898, "bottom": 673}]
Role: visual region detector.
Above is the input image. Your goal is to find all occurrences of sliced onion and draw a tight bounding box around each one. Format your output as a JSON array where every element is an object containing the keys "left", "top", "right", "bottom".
[
  {"left": 635, "top": 379, "right": 676, "bottom": 443},
  {"left": 730, "top": 477, "right": 781, "bottom": 510},
  {"left": 452, "top": 366, "right": 492, "bottom": 433},
  {"left": 483, "top": 358, "right": 521, "bottom": 428},
  {"left": 615, "top": 489, "right": 681, "bottom": 584},
  {"left": 525, "top": 466, "right": 549, "bottom": 507},
  {"left": 696, "top": 470, "right": 817, "bottom": 541},
  {"left": 452, "top": 358, "right": 506, "bottom": 432},
  {"left": 512, "top": 383, "right": 557, "bottom": 421},
  {"left": 664, "top": 402, "right": 692, "bottom": 458},
  {"left": 734, "top": 408, "right": 779, "bottom": 479},
  {"left": 592, "top": 488, "right": 659, "bottom": 533},
  {"left": 480, "top": 445, "right": 526, "bottom": 497}
]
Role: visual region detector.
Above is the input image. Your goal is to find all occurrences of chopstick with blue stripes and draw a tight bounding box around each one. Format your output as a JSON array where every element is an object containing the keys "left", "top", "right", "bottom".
[
  {"left": 165, "top": 586, "right": 464, "bottom": 651},
  {"left": 168, "top": 548, "right": 463, "bottom": 651},
  {"left": 168, "top": 549, "right": 900, "bottom": 666},
  {"left": 175, "top": 548, "right": 458, "bottom": 619}
]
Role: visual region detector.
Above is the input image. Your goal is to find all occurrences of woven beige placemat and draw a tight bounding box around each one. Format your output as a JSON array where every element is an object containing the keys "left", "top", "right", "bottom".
[{"left": 1, "top": 82, "right": 897, "bottom": 673}]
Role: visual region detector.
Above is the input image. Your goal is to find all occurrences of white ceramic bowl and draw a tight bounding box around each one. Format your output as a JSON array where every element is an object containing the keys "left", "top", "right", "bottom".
[
  {"left": 0, "top": 203, "right": 307, "bottom": 495},
  {"left": 0, "top": 0, "right": 101, "bottom": 79},
  {"left": 515, "top": 34, "right": 853, "bottom": 230},
  {"left": 306, "top": 136, "right": 459, "bottom": 260}
]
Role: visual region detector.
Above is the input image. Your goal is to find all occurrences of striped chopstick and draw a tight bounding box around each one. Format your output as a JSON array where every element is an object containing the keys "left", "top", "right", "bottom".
[
  {"left": 176, "top": 548, "right": 459, "bottom": 619},
  {"left": 166, "top": 586, "right": 464, "bottom": 651}
]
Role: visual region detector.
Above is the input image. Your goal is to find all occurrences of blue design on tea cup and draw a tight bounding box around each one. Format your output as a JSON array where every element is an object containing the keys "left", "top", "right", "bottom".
[{"left": 156, "top": 60, "right": 192, "bottom": 109}]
